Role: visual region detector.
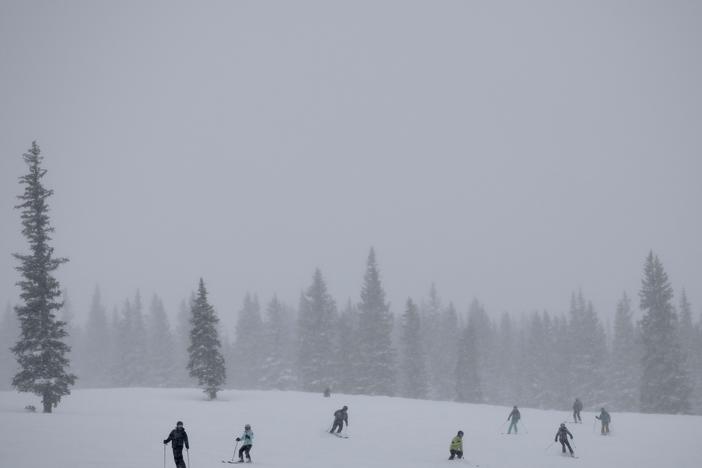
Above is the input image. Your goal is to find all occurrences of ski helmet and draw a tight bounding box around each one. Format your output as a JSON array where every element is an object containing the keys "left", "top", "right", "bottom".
[
  {"left": 458, "top": 430, "right": 464, "bottom": 436},
  {"left": 343, "top": 405, "right": 348, "bottom": 410},
  {"left": 245, "top": 424, "right": 251, "bottom": 430},
  {"left": 177, "top": 421, "right": 184, "bottom": 427},
  {"left": 560, "top": 423, "right": 565, "bottom": 428}
]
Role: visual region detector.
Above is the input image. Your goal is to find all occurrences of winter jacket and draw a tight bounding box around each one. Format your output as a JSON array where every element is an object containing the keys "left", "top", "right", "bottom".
[
  {"left": 596, "top": 410, "right": 611, "bottom": 423},
  {"left": 334, "top": 408, "right": 348, "bottom": 424},
  {"left": 508, "top": 409, "right": 520, "bottom": 422},
  {"left": 165, "top": 427, "right": 190, "bottom": 450},
  {"left": 450, "top": 436, "right": 463, "bottom": 451},
  {"left": 573, "top": 399, "right": 583, "bottom": 411},
  {"left": 238, "top": 429, "right": 254, "bottom": 447},
  {"left": 555, "top": 426, "right": 573, "bottom": 442}
]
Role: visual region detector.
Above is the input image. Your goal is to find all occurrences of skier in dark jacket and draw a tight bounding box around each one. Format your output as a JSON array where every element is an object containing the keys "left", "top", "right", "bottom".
[
  {"left": 507, "top": 406, "right": 521, "bottom": 434},
  {"left": 572, "top": 398, "right": 583, "bottom": 423},
  {"left": 554, "top": 423, "right": 574, "bottom": 456},
  {"left": 330, "top": 405, "right": 348, "bottom": 434},
  {"left": 595, "top": 408, "right": 611, "bottom": 434},
  {"left": 164, "top": 421, "right": 189, "bottom": 468}
]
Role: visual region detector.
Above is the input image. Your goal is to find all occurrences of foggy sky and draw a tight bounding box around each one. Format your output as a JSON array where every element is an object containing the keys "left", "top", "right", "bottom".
[{"left": 1, "top": 1, "right": 701, "bottom": 330}]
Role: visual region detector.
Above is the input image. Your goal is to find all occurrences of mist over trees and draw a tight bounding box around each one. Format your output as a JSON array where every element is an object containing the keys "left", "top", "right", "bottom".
[{"left": 3, "top": 145, "right": 700, "bottom": 414}]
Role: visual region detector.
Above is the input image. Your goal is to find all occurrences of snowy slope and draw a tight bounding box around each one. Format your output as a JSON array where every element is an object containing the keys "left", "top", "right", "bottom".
[{"left": 0, "top": 388, "right": 700, "bottom": 468}]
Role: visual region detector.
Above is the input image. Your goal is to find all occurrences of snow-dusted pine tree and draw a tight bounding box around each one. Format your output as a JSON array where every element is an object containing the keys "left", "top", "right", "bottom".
[
  {"left": 187, "top": 279, "right": 226, "bottom": 399},
  {"left": 12, "top": 142, "right": 76, "bottom": 412},
  {"left": 399, "top": 298, "right": 428, "bottom": 399},
  {"left": 297, "top": 269, "right": 337, "bottom": 392},
  {"left": 355, "top": 248, "right": 395, "bottom": 396},
  {"left": 639, "top": 252, "right": 690, "bottom": 414}
]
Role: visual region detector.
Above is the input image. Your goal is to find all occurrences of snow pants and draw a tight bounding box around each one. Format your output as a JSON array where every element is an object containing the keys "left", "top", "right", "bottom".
[
  {"left": 507, "top": 421, "right": 518, "bottom": 434},
  {"left": 172, "top": 447, "right": 186, "bottom": 468},
  {"left": 600, "top": 422, "right": 609, "bottom": 434},
  {"left": 449, "top": 449, "right": 463, "bottom": 460},
  {"left": 559, "top": 439, "right": 574, "bottom": 454},
  {"left": 573, "top": 410, "right": 581, "bottom": 423},
  {"left": 330, "top": 420, "right": 344, "bottom": 433},
  {"left": 238, "top": 444, "right": 252, "bottom": 461}
]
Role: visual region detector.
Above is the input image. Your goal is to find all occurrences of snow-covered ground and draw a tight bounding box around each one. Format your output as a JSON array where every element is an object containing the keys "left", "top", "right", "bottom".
[{"left": 0, "top": 388, "right": 700, "bottom": 468}]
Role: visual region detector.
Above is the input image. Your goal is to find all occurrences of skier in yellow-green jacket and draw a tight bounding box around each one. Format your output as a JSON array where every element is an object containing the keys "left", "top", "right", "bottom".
[{"left": 449, "top": 430, "right": 464, "bottom": 460}]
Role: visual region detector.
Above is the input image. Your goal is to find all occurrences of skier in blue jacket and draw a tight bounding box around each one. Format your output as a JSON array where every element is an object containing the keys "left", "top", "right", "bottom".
[{"left": 235, "top": 424, "right": 254, "bottom": 463}]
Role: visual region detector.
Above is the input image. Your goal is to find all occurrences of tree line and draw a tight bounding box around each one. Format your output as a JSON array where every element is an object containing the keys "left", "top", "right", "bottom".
[{"left": 3, "top": 142, "right": 701, "bottom": 414}]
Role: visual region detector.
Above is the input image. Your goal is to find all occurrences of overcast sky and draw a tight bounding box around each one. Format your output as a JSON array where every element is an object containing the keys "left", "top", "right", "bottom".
[{"left": 1, "top": 1, "right": 700, "bottom": 329}]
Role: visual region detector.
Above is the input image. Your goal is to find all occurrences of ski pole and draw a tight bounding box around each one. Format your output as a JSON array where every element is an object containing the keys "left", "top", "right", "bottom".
[
  {"left": 521, "top": 422, "right": 529, "bottom": 434},
  {"left": 186, "top": 448, "right": 190, "bottom": 468},
  {"left": 545, "top": 441, "right": 556, "bottom": 451},
  {"left": 163, "top": 444, "right": 166, "bottom": 468},
  {"left": 231, "top": 441, "right": 239, "bottom": 462},
  {"left": 498, "top": 420, "right": 508, "bottom": 432}
]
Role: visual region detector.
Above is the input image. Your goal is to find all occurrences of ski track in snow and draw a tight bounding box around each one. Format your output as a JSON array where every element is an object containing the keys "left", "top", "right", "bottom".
[{"left": 0, "top": 388, "right": 700, "bottom": 468}]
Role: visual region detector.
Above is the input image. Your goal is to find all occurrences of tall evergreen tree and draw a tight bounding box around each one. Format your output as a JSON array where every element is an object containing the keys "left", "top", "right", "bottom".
[
  {"left": 567, "top": 290, "right": 607, "bottom": 406},
  {"left": 399, "top": 298, "right": 428, "bottom": 399},
  {"left": 521, "top": 311, "right": 554, "bottom": 408},
  {"left": 297, "top": 269, "right": 337, "bottom": 392},
  {"left": 464, "top": 300, "right": 497, "bottom": 404},
  {"left": 231, "top": 293, "right": 264, "bottom": 389},
  {"left": 336, "top": 300, "right": 359, "bottom": 393},
  {"left": 12, "top": 142, "right": 76, "bottom": 412},
  {"left": 421, "top": 284, "right": 445, "bottom": 399},
  {"left": 455, "top": 310, "right": 482, "bottom": 403},
  {"left": 608, "top": 293, "right": 640, "bottom": 411},
  {"left": 80, "top": 287, "right": 111, "bottom": 387},
  {"left": 187, "top": 279, "right": 226, "bottom": 399},
  {"left": 493, "top": 312, "right": 517, "bottom": 405},
  {"left": 146, "top": 295, "right": 175, "bottom": 387},
  {"left": 113, "top": 292, "right": 148, "bottom": 386},
  {"left": 639, "top": 252, "right": 690, "bottom": 414},
  {"left": 355, "top": 248, "right": 395, "bottom": 395},
  {"left": 259, "top": 296, "right": 296, "bottom": 390}
]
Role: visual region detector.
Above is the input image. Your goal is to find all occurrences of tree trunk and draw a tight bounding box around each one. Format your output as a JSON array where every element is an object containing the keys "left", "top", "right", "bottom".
[{"left": 42, "top": 398, "right": 52, "bottom": 413}]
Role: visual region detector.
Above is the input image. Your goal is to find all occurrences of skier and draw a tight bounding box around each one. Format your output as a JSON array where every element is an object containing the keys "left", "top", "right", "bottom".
[
  {"left": 163, "top": 421, "right": 190, "bottom": 468},
  {"left": 572, "top": 398, "right": 583, "bottom": 423},
  {"left": 330, "top": 405, "right": 348, "bottom": 434},
  {"left": 554, "top": 423, "right": 575, "bottom": 457},
  {"left": 323, "top": 386, "right": 331, "bottom": 397},
  {"left": 595, "top": 407, "right": 611, "bottom": 435},
  {"left": 507, "top": 405, "right": 521, "bottom": 434},
  {"left": 448, "top": 430, "right": 464, "bottom": 460},
  {"left": 235, "top": 424, "right": 254, "bottom": 463}
]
